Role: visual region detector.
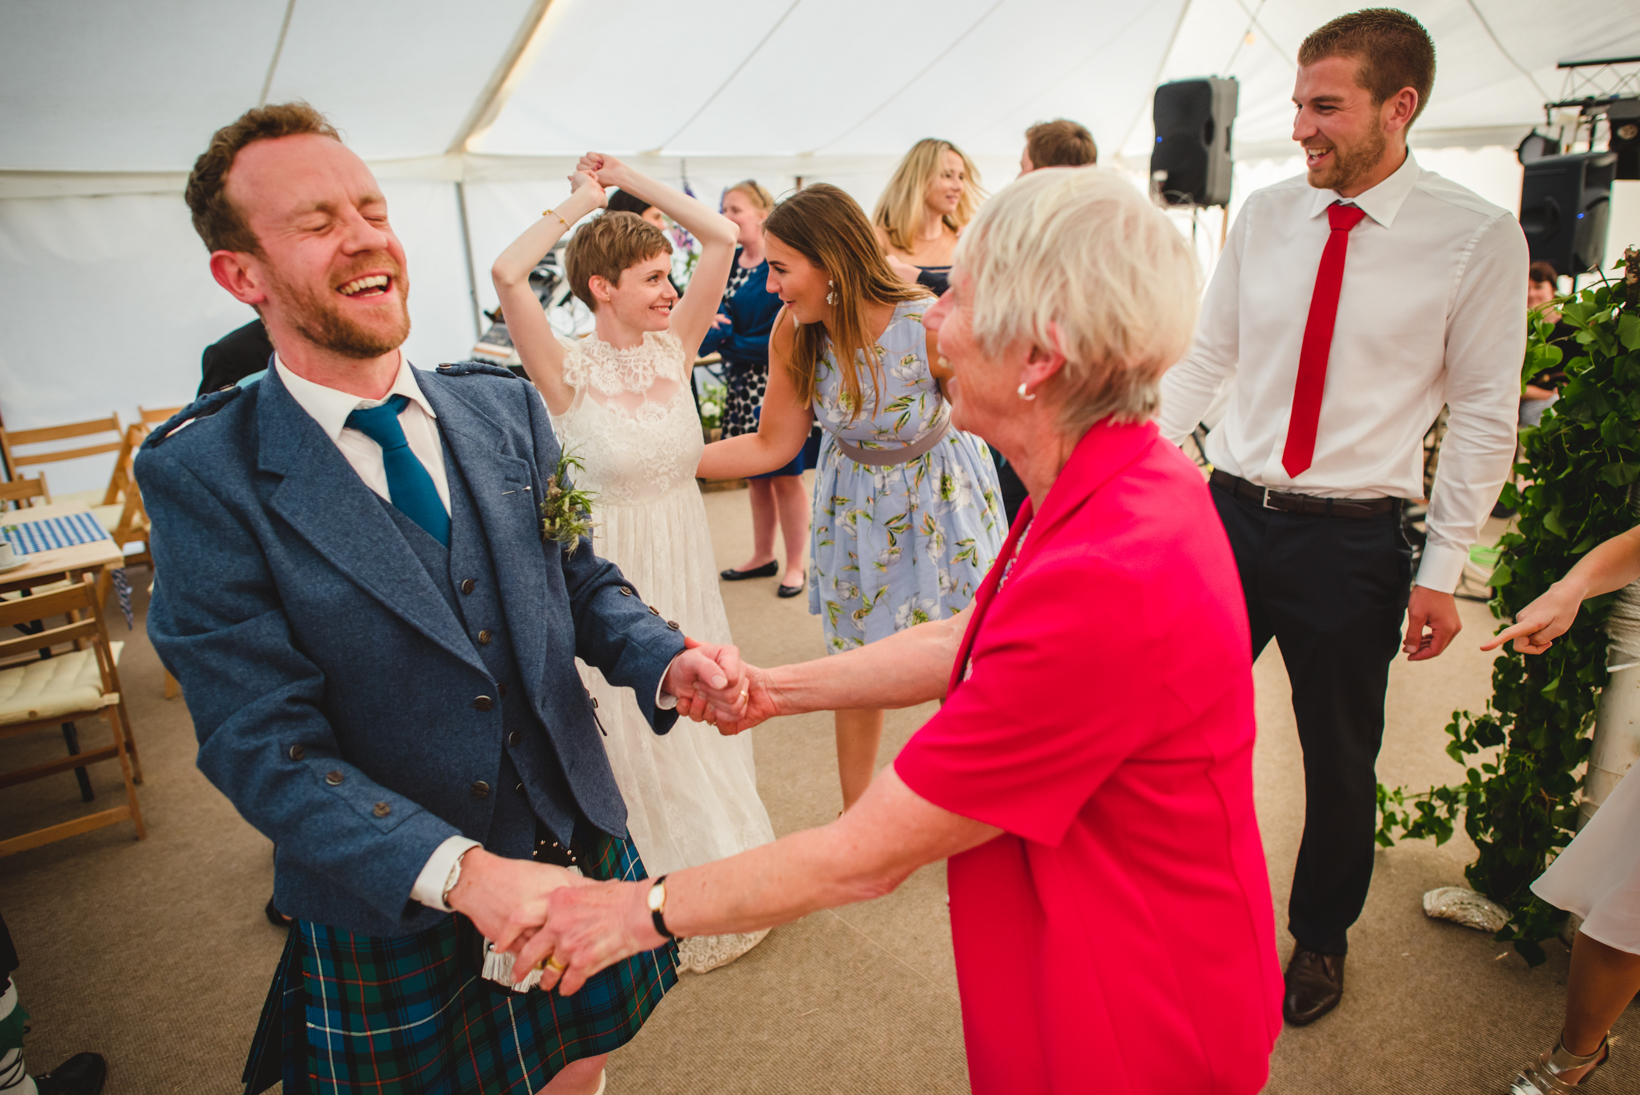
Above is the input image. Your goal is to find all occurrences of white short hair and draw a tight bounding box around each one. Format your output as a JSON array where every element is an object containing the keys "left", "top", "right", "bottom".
[{"left": 952, "top": 167, "right": 1200, "bottom": 432}]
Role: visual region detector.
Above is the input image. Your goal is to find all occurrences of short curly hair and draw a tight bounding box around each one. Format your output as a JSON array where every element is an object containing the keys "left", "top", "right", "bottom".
[
  {"left": 1298, "top": 9, "right": 1436, "bottom": 125},
  {"left": 563, "top": 211, "right": 672, "bottom": 312},
  {"left": 185, "top": 101, "right": 340, "bottom": 254}
]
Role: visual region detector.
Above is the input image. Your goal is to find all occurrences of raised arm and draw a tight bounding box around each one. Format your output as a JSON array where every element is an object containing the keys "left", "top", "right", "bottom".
[
  {"left": 577, "top": 152, "right": 736, "bottom": 355},
  {"left": 493, "top": 171, "right": 607, "bottom": 416},
  {"left": 696, "top": 308, "right": 814, "bottom": 479}
]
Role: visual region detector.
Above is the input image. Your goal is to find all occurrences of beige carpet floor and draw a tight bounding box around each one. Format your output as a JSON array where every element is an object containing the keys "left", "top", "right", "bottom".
[{"left": 1, "top": 479, "right": 1634, "bottom": 1093}]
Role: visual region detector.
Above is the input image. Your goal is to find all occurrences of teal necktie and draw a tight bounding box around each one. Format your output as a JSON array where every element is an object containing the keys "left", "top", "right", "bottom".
[{"left": 345, "top": 395, "right": 451, "bottom": 547}]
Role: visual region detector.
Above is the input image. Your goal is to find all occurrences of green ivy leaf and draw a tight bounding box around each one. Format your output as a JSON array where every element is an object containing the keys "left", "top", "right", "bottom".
[{"left": 1375, "top": 270, "right": 1637, "bottom": 967}]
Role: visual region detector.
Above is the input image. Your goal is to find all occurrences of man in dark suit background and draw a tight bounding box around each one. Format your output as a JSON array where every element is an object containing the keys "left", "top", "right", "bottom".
[
  {"left": 197, "top": 316, "right": 274, "bottom": 395},
  {"left": 139, "top": 103, "right": 746, "bottom": 1095}
]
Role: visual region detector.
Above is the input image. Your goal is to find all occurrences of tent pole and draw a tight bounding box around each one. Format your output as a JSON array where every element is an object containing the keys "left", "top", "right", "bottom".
[
  {"left": 454, "top": 180, "right": 483, "bottom": 342},
  {"left": 446, "top": 0, "right": 558, "bottom": 155},
  {"left": 258, "top": 0, "right": 298, "bottom": 108}
]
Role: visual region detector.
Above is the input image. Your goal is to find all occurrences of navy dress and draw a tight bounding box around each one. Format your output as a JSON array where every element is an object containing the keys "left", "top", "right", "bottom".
[{"left": 698, "top": 248, "right": 798, "bottom": 477}]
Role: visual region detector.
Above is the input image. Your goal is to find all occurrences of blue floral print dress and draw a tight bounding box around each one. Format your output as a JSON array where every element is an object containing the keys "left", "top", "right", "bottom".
[{"left": 808, "top": 299, "right": 1004, "bottom": 652}]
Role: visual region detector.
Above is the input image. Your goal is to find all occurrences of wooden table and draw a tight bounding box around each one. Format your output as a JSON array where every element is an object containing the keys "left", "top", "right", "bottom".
[{"left": 0, "top": 501, "right": 123, "bottom": 595}]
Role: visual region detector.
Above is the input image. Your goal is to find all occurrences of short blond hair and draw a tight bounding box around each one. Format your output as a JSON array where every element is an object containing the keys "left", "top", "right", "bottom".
[
  {"left": 564, "top": 211, "right": 672, "bottom": 311},
  {"left": 873, "top": 138, "right": 985, "bottom": 254},
  {"left": 952, "top": 168, "right": 1199, "bottom": 434},
  {"left": 725, "top": 179, "right": 774, "bottom": 212}
]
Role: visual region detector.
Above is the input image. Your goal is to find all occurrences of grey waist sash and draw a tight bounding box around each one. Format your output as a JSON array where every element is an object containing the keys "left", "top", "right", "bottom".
[{"left": 827, "top": 411, "right": 951, "bottom": 466}]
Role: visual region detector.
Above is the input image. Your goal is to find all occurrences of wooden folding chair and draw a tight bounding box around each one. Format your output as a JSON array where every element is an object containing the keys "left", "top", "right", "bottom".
[
  {"left": 138, "top": 405, "right": 184, "bottom": 428},
  {"left": 0, "top": 474, "right": 50, "bottom": 510},
  {"left": 0, "top": 414, "right": 123, "bottom": 494},
  {"left": 0, "top": 572, "right": 145, "bottom": 857}
]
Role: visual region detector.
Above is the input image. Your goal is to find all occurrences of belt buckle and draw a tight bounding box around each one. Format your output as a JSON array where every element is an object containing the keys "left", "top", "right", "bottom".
[{"left": 1261, "top": 487, "right": 1279, "bottom": 511}]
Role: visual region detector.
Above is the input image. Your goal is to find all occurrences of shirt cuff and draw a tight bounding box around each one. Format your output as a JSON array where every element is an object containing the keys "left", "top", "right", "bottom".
[
  {"left": 655, "top": 653, "right": 682, "bottom": 711},
  {"left": 1414, "top": 542, "right": 1468, "bottom": 595},
  {"left": 411, "top": 835, "right": 482, "bottom": 911}
]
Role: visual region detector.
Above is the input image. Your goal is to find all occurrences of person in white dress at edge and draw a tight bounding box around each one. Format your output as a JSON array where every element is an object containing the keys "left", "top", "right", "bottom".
[
  {"left": 1485, "top": 523, "right": 1640, "bottom": 1093},
  {"left": 493, "top": 153, "right": 776, "bottom": 973}
]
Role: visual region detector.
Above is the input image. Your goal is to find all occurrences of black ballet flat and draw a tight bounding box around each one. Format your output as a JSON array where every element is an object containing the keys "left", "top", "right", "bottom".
[
  {"left": 777, "top": 571, "right": 806, "bottom": 598},
  {"left": 721, "top": 561, "right": 778, "bottom": 581}
]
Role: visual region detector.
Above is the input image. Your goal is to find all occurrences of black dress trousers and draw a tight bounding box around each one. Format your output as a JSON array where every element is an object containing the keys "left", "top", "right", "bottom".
[{"left": 1211, "top": 483, "right": 1412, "bottom": 955}]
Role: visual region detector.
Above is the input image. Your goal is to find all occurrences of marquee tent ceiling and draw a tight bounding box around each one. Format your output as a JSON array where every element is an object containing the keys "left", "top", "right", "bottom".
[{"left": 5, "top": 0, "right": 1638, "bottom": 186}]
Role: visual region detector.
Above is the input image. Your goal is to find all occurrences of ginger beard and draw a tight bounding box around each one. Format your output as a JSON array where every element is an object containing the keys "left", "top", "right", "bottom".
[
  {"left": 1304, "top": 118, "right": 1388, "bottom": 193},
  {"left": 267, "top": 258, "right": 412, "bottom": 359}
]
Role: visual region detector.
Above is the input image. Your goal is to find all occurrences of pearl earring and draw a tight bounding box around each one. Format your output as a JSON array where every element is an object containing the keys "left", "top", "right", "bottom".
[
  {"left": 826, "top": 279, "right": 837, "bottom": 306},
  {"left": 1017, "top": 382, "right": 1037, "bottom": 401}
]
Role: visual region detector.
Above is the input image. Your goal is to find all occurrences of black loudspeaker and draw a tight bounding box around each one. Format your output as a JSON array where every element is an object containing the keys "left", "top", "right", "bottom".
[
  {"left": 1520, "top": 151, "right": 1617, "bottom": 275},
  {"left": 1151, "top": 77, "right": 1238, "bottom": 207}
]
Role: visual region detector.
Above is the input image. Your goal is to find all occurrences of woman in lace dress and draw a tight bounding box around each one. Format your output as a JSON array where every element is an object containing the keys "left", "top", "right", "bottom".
[
  {"left": 494, "top": 154, "right": 775, "bottom": 972},
  {"left": 697, "top": 183, "right": 1004, "bottom": 810}
]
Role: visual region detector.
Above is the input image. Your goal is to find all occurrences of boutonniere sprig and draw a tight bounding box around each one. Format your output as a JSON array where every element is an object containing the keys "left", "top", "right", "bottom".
[{"left": 540, "top": 449, "right": 595, "bottom": 556}]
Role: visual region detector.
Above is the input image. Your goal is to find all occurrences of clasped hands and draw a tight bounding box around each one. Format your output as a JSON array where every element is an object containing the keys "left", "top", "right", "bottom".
[
  {"left": 444, "top": 636, "right": 775, "bottom": 993},
  {"left": 445, "top": 848, "right": 654, "bottom": 996}
]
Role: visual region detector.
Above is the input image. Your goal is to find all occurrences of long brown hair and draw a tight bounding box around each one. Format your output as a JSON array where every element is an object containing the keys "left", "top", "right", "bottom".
[{"left": 765, "top": 183, "right": 931, "bottom": 422}]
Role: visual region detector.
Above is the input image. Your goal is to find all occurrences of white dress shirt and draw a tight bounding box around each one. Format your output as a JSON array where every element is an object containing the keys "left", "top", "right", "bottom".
[
  {"left": 274, "top": 354, "right": 678, "bottom": 913},
  {"left": 1156, "top": 151, "right": 1527, "bottom": 593}
]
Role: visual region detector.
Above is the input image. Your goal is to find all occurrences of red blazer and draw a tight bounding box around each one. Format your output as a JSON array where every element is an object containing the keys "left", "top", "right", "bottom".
[{"left": 897, "top": 419, "right": 1283, "bottom": 1095}]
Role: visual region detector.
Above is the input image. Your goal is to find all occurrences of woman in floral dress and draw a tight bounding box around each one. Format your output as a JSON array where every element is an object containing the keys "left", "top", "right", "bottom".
[{"left": 697, "top": 183, "right": 1003, "bottom": 810}]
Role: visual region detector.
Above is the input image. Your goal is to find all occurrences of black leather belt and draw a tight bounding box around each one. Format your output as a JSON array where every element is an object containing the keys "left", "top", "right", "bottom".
[{"left": 1209, "top": 470, "right": 1398, "bottom": 519}]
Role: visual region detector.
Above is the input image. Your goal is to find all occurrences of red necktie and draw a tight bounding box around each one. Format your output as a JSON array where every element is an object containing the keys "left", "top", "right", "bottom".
[{"left": 1282, "top": 201, "right": 1368, "bottom": 478}]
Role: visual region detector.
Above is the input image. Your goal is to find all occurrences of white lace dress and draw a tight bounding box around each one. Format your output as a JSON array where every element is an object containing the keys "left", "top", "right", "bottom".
[{"left": 551, "top": 329, "right": 775, "bottom": 973}]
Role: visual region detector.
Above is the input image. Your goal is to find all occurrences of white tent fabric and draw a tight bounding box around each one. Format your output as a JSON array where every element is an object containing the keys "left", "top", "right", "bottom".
[{"left": 3, "top": 0, "right": 1638, "bottom": 494}]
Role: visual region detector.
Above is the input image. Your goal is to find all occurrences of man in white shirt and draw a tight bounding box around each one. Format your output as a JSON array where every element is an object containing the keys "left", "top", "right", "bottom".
[
  {"left": 139, "top": 103, "right": 749, "bottom": 1095},
  {"left": 1157, "top": 9, "right": 1525, "bottom": 1027}
]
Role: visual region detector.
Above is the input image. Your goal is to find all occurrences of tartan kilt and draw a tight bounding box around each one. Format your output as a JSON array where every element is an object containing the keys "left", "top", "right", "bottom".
[{"left": 242, "top": 830, "right": 677, "bottom": 1095}]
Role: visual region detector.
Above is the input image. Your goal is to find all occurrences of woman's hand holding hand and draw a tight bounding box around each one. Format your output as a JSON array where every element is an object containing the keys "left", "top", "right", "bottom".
[
  {"left": 513, "top": 880, "right": 665, "bottom": 996},
  {"left": 1481, "top": 581, "right": 1587, "bottom": 655},
  {"left": 575, "top": 152, "right": 631, "bottom": 191},
  {"left": 568, "top": 169, "right": 607, "bottom": 210}
]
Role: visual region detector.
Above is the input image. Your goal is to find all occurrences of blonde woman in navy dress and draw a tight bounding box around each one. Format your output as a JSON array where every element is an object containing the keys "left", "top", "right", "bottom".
[{"left": 697, "top": 183, "right": 1003, "bottom": 810}]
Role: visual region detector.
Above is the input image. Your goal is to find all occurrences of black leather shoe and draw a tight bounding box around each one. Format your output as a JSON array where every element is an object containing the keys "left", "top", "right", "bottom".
[
  {"left": 777, "top": 571, "right": 806, "bottom": 598},
  {"left": 35, "top": 1052, "right": 107, "bottom": 1095},
  {"left": 265, "top": 896, "right": 293, "bottom": 929},
  {"left": 720, "top": 561, "right": 778, "bottom": 581},
  {"left": 1282, "top": 947, "right": 1344, "bottom": 1026}
]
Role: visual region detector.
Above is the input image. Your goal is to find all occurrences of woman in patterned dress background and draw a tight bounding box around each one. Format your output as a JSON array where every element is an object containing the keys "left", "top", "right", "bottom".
[
  {"left": 697, "top": 183, "right": 1003, "bottom": 810},
  {"left": 700, "top": 180, "right": 810, "bottom": 598}
]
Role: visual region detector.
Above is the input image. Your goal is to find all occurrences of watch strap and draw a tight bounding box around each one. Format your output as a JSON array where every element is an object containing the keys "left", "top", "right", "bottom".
[{"left": 649, "top": 874, "right": 677, "bottom": 940}]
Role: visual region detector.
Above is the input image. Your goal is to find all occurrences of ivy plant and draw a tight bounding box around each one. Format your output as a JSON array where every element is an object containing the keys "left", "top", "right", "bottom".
[{"left": 1376, "top": 249, "right": 1640, "bottom": 965}]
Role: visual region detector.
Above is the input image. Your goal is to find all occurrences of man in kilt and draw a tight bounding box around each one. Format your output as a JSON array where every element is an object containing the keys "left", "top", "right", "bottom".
[{"left": 137, "top": 103, "right": 748, "bottom": 1095}]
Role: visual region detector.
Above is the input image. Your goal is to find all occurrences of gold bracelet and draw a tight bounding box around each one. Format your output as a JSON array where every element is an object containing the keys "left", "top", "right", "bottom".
[{"left": 542, "top": 208, "right": 570, "bottom": 228}]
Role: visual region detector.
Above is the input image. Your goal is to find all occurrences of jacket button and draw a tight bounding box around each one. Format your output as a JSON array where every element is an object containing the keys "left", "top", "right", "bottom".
[
  {"left": 289, "top": 744, "right": 305, "bottom": 761},
  {"left": 590, "top": 696, "right": 599, "bottom": 709},
  {"left": 619, "top": 586, "right": 632, "bottom": 596},
  {"left": 508, "top": 730, "right": 522, "bottom": 747},
  {"left": 498, "top": 682, "right": 509, "bottom": 698},
  {"left": 515, "top": 782, "right": 526, "bottom": 795},
  {"left": 461, "top": 579, "right": 476, "bottom": 594},
  {"left": 325, "top": 770, "right": 344, "bottom": 786},
  {"left": 477, "top": 629, "right": 492, "bottom": 645},
  {"left": 666, "top": 620, "right": 681, "bottom": 631},
  {"left": 372, "top": 801, "right": 391, "bottom": 818},
  {"left": 649, "top": 606, "right": 660, "bottom": 616},
  {"left": 473, "top": 695, "right": 494, "bottom": 712},
  {"left": 470, "top": 780, "right": 490, "bottom": 800}
]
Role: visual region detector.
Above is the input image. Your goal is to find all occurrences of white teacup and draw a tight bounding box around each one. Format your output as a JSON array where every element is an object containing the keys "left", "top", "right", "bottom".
[{"left": 0, "top": 540, "right": 15, "bottom": 568}]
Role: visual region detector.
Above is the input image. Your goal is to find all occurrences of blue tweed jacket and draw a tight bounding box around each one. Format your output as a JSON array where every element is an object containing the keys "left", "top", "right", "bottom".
[{"left": 135, "top": 363, "right": 686, "bottom": 938}]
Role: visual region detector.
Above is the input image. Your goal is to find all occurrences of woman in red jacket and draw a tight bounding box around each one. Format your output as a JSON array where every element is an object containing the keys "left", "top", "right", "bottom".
[{"left": 503, "top": 167, "right": 1283, "bottom": 1095}]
